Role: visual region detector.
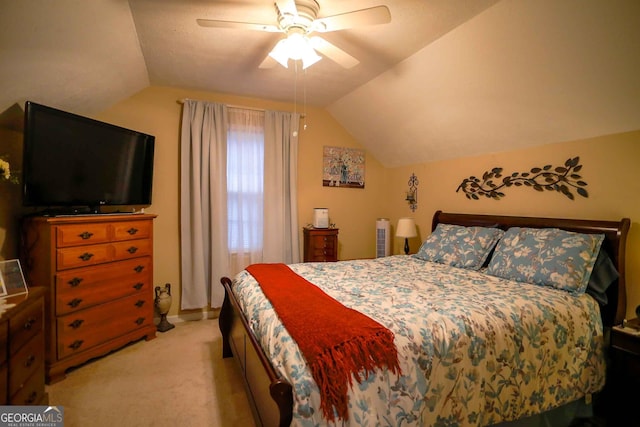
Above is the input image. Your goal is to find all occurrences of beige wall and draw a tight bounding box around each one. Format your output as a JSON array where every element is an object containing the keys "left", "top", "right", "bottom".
[
  {"left": 2, "top": 85, "right": 638, "bottom": 320},
  {"left": 0, "top": 126, "right": 23, "bottom": 259}
]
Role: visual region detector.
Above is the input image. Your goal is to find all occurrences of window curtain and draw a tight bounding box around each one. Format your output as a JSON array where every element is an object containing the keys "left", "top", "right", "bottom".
[
  {"left": 263, "top": 110, "right": 300, "bottom": 264},
  {"left": 180, "top": 100, "right": 301, "bottom": 309},
  {"left": 180, "top": 100, "right": 229, "bottom": 309}
]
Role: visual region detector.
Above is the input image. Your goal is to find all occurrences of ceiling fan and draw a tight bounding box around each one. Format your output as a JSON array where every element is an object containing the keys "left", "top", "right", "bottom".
[{"left": 196, "top": 0, "right": 391, "bottom": 69}]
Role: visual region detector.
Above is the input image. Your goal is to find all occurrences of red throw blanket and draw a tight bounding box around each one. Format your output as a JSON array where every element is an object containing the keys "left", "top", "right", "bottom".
[{"left": 246, "top": 263, "right": 401, "bottom": 422}]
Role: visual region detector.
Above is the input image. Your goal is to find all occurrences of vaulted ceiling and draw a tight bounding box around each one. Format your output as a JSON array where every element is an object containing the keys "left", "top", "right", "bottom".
[{"left": 1, "top": 1, "right": 638, "bottom": 167}]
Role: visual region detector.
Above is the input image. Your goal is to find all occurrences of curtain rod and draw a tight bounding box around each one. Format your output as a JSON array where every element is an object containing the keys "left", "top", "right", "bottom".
[
  {"left": 177, "top": 98, "right": 263, "bottom": 112},
  {"left": 177, "top": 98, "right": 305, "bottom": 117}
]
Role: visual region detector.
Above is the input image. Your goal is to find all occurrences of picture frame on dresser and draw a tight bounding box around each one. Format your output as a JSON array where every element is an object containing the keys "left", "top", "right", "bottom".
[
  {"left": 0, "top": 259, "right": 28, "bottom": 296},
  {"left": 0, "top": 268, "right": 7, "bottom": 298}
]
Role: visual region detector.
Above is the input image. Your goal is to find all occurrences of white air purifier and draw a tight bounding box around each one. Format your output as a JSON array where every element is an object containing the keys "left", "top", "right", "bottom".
[
  {"left": 376, "top": 218, "right": 391, "bottom": 257},
  {"left": 313, "top": 208, "right": 329, "bottom": 228}
]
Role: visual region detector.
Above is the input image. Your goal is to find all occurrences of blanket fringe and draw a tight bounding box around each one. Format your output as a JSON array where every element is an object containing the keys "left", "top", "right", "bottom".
[{"left": 310, "top": 329, "right": 401, "bottom": 421}]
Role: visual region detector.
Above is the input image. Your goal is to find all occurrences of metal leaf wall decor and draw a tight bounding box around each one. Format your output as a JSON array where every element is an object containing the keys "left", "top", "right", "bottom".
[{"left": 456, "top": 156, "right": 588, "bottom": 200}]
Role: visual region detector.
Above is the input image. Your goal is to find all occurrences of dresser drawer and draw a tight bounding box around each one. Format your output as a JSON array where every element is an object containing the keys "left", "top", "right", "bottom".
[
  {"left": 57, "top": 293, "right": 154, "bottom": 359},
  {"left": 9, "top": 363, "right": 45, "bottom": 405},
  {"left": 112, "top": 220, "right": 152, "bottom": 241},
  {"left": 55, "top": 258, "right": 152, "bottom": 315},
  {"left": 9, "top": 300, "right": 43, "bottom": 357},
  {"left": 112, "top": 239, "right": 152, "bottom": 261},
  {"left": 9, "top": 331, "right": 44, "bottom": 396},
  {"left": 310, "top": 235, "right": 335, "bottom": 250},
  {"left": 311, "top": 247, "right": 335, "bottom": 258},
  {"left": 56, "top": 243, "right": 112, "bottom": 270},
  {"left": 0, "top": 321, "right": 6, "bottom": 403},
  {"left": 56, "top": 223, "right": 110, "bottom": 248},
  {"left": 0, "top": 321, "right": 8, "bottom": 365},
  {"left": 0, "top": 363, "right": 6, "bottom": 404}
]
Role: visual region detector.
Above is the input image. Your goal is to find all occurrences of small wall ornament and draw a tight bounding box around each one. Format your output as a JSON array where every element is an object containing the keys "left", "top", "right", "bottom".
[
  {"left": 457, "top": 156, "right": 588, "bottom": 201},
  {"left": 406, "top": 173, "right": 419, "bottom": 212}
]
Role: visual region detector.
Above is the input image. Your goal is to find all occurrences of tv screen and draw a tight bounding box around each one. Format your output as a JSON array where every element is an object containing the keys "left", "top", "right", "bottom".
[{"left": 22, "top": 101, "right": 155, "bottom": 213}]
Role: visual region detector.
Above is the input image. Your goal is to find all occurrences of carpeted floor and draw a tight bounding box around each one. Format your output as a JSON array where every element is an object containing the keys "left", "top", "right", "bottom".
[{"left": 46, "top": 319, "right": 256, "bottom": 427}]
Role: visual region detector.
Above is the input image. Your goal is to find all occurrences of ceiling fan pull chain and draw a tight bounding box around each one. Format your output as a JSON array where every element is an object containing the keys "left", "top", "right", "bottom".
[
  {"left": 293, "top": 61, "right": 299, "bottom": 137},
  {"left": 303, "top": 67, "right": 308, "bottom": 131}
]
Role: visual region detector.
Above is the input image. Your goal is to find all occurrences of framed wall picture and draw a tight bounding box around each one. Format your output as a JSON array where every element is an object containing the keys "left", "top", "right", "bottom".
[
  {"left": 322, "top": 146, "right": 365, "bottom": 189},
  {"left": 0, "top": 259, "right": 28, "bottom": 296}
]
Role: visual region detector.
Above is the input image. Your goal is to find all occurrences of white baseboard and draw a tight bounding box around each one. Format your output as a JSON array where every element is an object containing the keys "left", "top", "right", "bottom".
[{"left": 153, "top": 308, "right": 220, "bottom": 325}]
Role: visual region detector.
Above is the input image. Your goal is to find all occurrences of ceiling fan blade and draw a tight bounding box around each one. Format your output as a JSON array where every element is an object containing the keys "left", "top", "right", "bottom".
[
  {"left": 309, "top": 36, "right": 359, "bottom": 68},
  {"left": 196, "top": 19, "right": 281, "bottom": 32},
  {"left": 275, "top": 0, "right": 298, "bottom": 17},
  {"left": 259, "top": 54, "right": 278, "bottom": 69},
  {"left": 312, "top": 5, "right": 391, "bottom": 32}
]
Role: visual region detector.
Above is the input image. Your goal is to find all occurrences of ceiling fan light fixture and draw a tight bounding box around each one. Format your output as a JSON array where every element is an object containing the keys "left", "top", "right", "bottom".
[
  {"left": 268, "top": 31, "right": 322, "bottom": 70},
  {"left": 300, "top": 47, "right": 322, "bottom": 69},
  {"left": 268, "top": 39, "right": 292, "bottom": 68},
  {"left": 286, "top": 32, "right": 309, "bottom": 60}
]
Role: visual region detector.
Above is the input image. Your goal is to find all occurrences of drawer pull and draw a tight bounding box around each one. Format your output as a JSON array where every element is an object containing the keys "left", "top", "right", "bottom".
[
  {"left": 79, "top": 231, "right": 94, "bottom": 240},
  {"left": 127, "top": 227, "right": 139, "bottom": 235},
  {"left": 68, "top": 298, "right": 83, "bottom": 308},
  {"left": 68, "top": 277, "right": 83, "bottom": 287},
  {"left": 135, "top": 317, "right": 145, "bottom": 325},
  {"left": 79, "top": 252, "right": 94, "bottom": 261},
  {"left": 134, "top": 265, "right": 145, "bottom": 273},
  {"left": 24, "top": 354, "right": 36, "bottom": 368},
  {"left": 127, "top": 246, "right": 139, "bottom": 254},
  {"left": 135, "top": 300, "right": 145, "bottom": 308},
  {"left": 25, "top": 391, "right": 38, "bottom": 405},
  {"left": 69, "top": 340, "right": 84, "bottom": 350},
  {"left": 69, "top": 319, "right": 84, "bottom": 329},
  {"left": 133, "top": 282, "right": 144, "bottom": 290},
  {"left": 23, "top": 318, "right": 36, "bottom": 330}
]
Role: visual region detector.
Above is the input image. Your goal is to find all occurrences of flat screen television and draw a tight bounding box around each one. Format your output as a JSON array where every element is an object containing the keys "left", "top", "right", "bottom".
[{"left": 22, "top": 101, "right": 155, "bottom": 214}]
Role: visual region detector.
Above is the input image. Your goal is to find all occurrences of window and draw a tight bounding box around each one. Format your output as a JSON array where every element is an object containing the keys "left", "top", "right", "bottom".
[{"left": 226, "top": 109, "right": 265, "bottom": 252}]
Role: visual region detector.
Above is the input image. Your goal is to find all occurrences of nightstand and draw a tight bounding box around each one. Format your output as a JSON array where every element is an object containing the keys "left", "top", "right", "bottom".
[
  {"left": 303, "top": 228, "right": 338, "bottom": 262},
  {"left": 601, "top": 321, "right": 640, "bottom": 423}
]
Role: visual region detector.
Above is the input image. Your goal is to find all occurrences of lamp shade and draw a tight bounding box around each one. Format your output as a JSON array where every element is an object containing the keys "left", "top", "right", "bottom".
[{"left": 396, "top": 218, "right": 417, "bottom": 238}]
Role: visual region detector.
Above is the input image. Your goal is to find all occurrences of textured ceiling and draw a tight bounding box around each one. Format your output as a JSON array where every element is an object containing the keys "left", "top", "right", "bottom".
[
  {"left": 127, "top": 0, "right": 498, "bottom": 108},
  {"left": 1, "top": 0, "right": 638, "bottom": 167}
]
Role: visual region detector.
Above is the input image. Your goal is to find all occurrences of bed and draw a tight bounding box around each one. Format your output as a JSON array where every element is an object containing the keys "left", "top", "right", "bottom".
[{"left": 219, "top": 211, "right": 630, "bottom": 427}]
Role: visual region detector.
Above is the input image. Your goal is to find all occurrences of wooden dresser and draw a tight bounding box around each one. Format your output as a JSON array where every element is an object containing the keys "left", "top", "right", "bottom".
[
  {"left": 303, "top": 227, "right": 339, "bottom": 262},
  {"left": 20, "top": 214, "right": 157, "bottom": 384},
  {"left": 0, "top": 287, "right": 47, "bottom": 405}
]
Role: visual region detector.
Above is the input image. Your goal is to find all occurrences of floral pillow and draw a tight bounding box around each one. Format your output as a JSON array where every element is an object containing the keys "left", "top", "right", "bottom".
[
  {"left": 486, "top": 227, "right": 604, "bottom": 295},
  {"left": 413, "top": 223, "right": 504, "bottom": 270}
]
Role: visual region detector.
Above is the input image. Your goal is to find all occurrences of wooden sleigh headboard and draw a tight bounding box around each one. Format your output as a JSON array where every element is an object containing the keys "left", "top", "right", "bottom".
[{"left": 432, "top": 211, "right": 631, "bottom": 327}]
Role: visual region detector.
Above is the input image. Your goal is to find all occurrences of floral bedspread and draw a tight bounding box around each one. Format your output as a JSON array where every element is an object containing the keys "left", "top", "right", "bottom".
[{"left": 231, "top": 255, "right": 605, "bottom": 427}]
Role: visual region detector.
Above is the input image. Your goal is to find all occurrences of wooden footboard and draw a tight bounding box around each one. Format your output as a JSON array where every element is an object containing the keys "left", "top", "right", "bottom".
[{"left": 219, "top": 277, "right": 293, "bottom": 427}]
